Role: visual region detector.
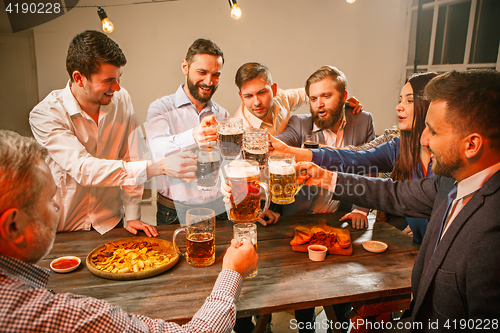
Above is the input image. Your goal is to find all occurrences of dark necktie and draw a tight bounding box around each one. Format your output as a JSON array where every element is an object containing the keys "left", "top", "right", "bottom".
[{"left": 419, "top": 184, "right": 457, "bottom": 290}]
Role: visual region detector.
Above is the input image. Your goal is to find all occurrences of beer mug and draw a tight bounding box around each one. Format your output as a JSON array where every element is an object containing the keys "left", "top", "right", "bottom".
[
  {"left": 242, "top": 128, "right": 269, "bottom": 168},
  {"left": 195, "top": 147, "right": 221, "bottom": 191},
  {"left": 233, "top": 223, "right": 258, "bottom": 278},
  {"left": 226, "top": 160, "right": 271, "bottom": 223},
  {"left": 217, "top": 118, "right": 244, "bottom": 160},
  {"left": 173, "top": 208, "right": 216, "bottom": 267},
  {"left": 303, "top": 131, "right": 320, "bottom": 149},
  {"left": 268, "top": 154, "right": 297, "bottom": 204}
]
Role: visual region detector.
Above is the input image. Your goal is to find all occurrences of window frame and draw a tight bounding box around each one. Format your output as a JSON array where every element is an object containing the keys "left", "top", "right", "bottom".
[{"left": 403, "top": 0, "right": 500, "bottom": 77}]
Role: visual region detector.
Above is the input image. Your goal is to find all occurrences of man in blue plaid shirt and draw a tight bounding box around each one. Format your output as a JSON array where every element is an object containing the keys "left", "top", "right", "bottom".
[{"left": 0, "top": 129, "right": 258, "bottom": 332}]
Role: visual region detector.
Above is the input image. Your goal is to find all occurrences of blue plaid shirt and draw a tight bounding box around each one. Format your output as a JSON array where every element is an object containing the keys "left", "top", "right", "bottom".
[{"left": 0, "top": 254, "right": 242, "bottom": 333}]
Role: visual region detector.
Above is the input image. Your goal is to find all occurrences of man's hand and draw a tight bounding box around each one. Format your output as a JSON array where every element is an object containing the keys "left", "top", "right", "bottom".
[
  {"left": 347, "top": 96, "right": 363, "bottom": 114},
  {"left": 221, "top": 181, "right": 231, "bottom": 204},
  {"left": 269, "top": 136, "right": 313, "bottom": 162},
  {"left": 125, "top": 220, "right": 159, "bottom": 238},
  {"left": 269, "top": 136, "right": 290, "bottom": 154},
  {"left": 258, "top": 209, "right": 280, "bottom": 226},
  {"left": 340, "top": 212, "right": 368, "bottom": 229},
  {"left": 223, "top": 239, "right": 258, "bottom": 278},
  {"left": 295, "top": 161, "right": 334, "bottom": 190},
  {"left": 162, "top": 151, "right": 197, "bottom": 182},
  {"left": 403, "top": 225, "right": 413, "bottom": 237},
  {"left": 193, "top": 115, "right": 218, "bottom": 148}
]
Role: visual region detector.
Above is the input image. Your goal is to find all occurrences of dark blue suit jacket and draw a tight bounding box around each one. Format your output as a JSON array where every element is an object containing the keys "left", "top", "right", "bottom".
[{"left": 333, "top": 171, "right": 500, "bottom": 330}]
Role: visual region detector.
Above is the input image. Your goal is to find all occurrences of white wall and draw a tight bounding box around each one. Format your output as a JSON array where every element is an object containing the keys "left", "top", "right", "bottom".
[{"left": 33, "top": 0, "right": 409, "bottom": 134}]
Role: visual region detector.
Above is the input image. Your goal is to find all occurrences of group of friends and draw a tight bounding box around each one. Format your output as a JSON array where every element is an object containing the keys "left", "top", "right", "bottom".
[{"left": 0, "top": 29, "right": 499, "bottom": 332}]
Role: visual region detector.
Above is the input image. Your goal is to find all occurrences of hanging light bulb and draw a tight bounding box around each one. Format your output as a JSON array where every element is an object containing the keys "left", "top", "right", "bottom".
[
  {"left": 228, "top": 0, "right": 242, "bottom": 20},
  {"left": 346, "top": 0, "right": 356, "bottom": 3},
  {"left": 97, "top": 6, "right": 114, "bottom": 33}
]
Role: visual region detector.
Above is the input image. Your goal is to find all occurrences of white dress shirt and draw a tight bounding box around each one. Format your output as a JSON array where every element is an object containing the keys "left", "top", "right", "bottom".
[
  {"left": 441, "top": 161, "right": 500, "bottom": 237},
  {"left": 233, "top": 88, "right": 308, "bottom": 136},
  {"left": 146, "top": 85, "right": 229, "bottom": 205},
  {"left": 30, "top": 82, "right": 148, "bottom": 234}
]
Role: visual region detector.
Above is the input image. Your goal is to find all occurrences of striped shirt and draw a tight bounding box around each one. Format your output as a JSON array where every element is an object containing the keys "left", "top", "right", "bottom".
[{"left": 0, "top": 254, "right": 242, "bottom": 333}]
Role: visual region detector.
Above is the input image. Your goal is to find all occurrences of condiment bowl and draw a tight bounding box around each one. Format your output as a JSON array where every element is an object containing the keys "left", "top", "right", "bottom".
[
  {"left": 362, "top": 240, "right": 388, "bottom": 253},
  {"left": 50, "top": 256, "right": 81, "bottom": 273},
  {"left": 307, "top": 244, "right": 328, "bottom": 261}
]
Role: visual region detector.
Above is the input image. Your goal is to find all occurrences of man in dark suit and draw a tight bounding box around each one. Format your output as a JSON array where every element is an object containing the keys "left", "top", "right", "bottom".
[
  {"left": 276, "top": 65, "right": 375, "bottom": 333},
  {"left": 295, "top": 69, "right": 500, "bottom": 330}
]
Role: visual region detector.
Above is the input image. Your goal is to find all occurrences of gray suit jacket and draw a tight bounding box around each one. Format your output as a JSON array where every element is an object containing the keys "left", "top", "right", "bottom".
[
  {"left": 333, "top": 171, "right": 500, "bottom": 330},
  {"left": 275, "top": 109, "right": 375, "bottom": 148}
]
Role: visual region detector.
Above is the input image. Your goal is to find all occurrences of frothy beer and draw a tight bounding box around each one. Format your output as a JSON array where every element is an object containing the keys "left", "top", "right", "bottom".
[
  {"left": 186, "top": 232, "right": 215, "bottom": 267},
  {"left": 196, "top": 149, "right": 221, "bottom": 190},
  {"left": 269, "top": 160, "right": 297, "bottom": 204},
  {"left": 218, "top": 127, "right": 243, "bottom": 159},
  {"left": 227, "top": 161, "right": 261, "bottom": 223}
]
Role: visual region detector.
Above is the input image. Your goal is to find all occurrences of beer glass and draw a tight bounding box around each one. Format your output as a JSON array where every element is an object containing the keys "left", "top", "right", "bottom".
[
  {"left": 217, "top": 118, "right": 244, "bottom": 160},
  {"left": 195, "top": 147, "right": 221, "bottom": 191},
  {"left": 226, "top": 160, "right": 270, "bottom": 223},
  {"left": 173, "top": 208, "right": 215, "bottom": 267},
  {"left": 242, "top": 128, "right": 269, "bottom": 168},
  {"left": 233, "top": 223, "right": 258, "bottom": 278},
  {"left": 303, "top": 131, "right": 320, "bottom": 149},
  {"left": 268, "top": 154, "right": 297, "bottom": 204}
]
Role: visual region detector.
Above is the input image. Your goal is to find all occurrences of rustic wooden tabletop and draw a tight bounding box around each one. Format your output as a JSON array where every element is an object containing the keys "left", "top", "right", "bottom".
[{"left": 39, "top": 211, "right": 420, "bottom": 324}]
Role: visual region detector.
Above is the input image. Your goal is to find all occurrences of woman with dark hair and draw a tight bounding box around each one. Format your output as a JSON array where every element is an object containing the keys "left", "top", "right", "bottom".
[{"left": 269, "top": 72, "right": 439, "bottom": 243}]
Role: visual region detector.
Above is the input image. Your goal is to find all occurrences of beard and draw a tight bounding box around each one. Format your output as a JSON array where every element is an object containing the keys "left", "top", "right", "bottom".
[
  {"left": 430, "top": 144, "right": 465, "bottom": 178},
  {"left": 311, "top": 99, "right": 344, "bottom": 130},
  {"left": 187, "top": 74, "right": 217, "bottom": 104},
  {"left": 25, "top": 215, "right": 56, "bottom": 264}
]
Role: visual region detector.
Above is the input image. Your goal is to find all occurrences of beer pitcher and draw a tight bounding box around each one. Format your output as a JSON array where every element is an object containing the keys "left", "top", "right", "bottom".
[
  {"left": 173, "top": 208, "right": 216, "bottom": 267},
  {"left": 225, "top": 160, "right": 270, "bottom": 223}
]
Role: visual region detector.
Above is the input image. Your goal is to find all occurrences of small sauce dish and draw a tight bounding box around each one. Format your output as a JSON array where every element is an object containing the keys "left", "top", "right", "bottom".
[
  {"left": 50, "top": 256, "right": 81, "bottom": 273},
  {"left": 307, "top": 244, "right": 328, "bottom": 261},
  {"left": 362, "top": 240, "right": 388, "bottom": 253}
]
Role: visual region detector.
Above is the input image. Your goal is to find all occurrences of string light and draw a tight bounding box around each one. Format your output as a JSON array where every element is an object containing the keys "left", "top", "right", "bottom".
[
  {"left": 228, "top": 0, "right": 242, "bottom": 20},
  {"left": 97, "top": 6, "right": 114, "bottom": 33}
]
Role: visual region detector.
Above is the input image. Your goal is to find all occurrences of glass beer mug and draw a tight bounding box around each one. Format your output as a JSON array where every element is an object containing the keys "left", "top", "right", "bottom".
[
  {"left": 233, "top": 223, "right": 258, "bottom": 278},
  {"left": 226, "top": 160, "right": 270, "bottom": 223},
  {"left": 173, "top": 208, "right": 216, "bottom": 267},
  {"left": 242, "top": 128, "right": 269, "bottom": 168},
  {"left": 217, "top": 118, "right": 244, "bottom": 160},
  {"left": 195, "top": 147, "right": 221, "bottom": 191},
  {"left": 268, "top": 154, "right": 298, "bottom": 204}
]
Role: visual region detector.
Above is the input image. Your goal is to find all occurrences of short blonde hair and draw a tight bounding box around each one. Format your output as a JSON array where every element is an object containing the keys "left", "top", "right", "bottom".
[
  {"left": 305, "top": 65, "right": 347, "bottom": 97},
  {"left": 0, "top": 130, "right": 48, "bottom": 215}
]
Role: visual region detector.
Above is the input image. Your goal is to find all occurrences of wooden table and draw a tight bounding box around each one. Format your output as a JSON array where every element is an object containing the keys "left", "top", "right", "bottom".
[{"left": 39, "top": 212, "right": 420, "bottom": 332}]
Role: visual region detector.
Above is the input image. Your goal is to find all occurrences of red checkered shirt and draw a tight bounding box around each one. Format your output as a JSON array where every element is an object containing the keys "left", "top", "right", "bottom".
[{"left": 0, "top": 254, "right": 243, "bottom": 333}]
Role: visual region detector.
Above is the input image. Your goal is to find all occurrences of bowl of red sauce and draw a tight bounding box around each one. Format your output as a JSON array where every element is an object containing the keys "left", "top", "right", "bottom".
[{"left": 50, "top": 256, "right": 81, "bottom": 273}]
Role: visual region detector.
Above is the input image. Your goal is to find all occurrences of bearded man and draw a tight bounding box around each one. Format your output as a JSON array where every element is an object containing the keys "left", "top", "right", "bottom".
[
  {"left": 146, "top": 39, "right": 228, "bottom": 226},
  {"left": 276, "top": 65, "right": 375, "bottom": 216},
  {"left": 275, "top": 65, "right": 375, "bottom": 333}
]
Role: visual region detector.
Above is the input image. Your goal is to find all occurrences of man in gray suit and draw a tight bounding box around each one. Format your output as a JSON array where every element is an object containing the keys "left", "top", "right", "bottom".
[
  {"left": 275, "top": 65, "right": 375, "bottom": 333},
  {"left": 295, "top": 69, "right": 500, "bottom": 330},
  {"left": 276, "top": 65, "right": 375, "bottom": 221}
]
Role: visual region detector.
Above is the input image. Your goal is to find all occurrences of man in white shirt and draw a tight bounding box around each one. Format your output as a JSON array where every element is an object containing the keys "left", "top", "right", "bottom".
[
  {"left": 146, "top": 39, "right": 228, "bottom": 226},
  {"left": 30, "top": 30, "right": 196, "bottom": 236}
]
